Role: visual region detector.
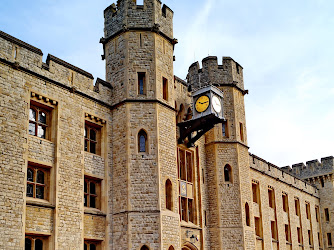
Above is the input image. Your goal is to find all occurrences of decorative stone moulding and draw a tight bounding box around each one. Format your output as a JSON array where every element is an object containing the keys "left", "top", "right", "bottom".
[
  {"left": 85, "top": 113, "right": 106, "bottom": 125},
  {"left": 31, "top": 92, "right": 57, "bottom": 106}
]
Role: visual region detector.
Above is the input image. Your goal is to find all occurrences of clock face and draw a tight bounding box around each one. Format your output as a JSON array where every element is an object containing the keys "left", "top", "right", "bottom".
[
  {"left": 212, "top": 95, "right": 221, "bottom": 113},
  {"left": 195, "top": 95, "right": 210, "bottom": 113}
]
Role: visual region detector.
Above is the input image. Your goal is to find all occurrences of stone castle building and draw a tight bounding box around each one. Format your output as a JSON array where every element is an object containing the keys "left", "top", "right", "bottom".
[{"left": 0, "top": 0, "right": 333, "bottom": 249}]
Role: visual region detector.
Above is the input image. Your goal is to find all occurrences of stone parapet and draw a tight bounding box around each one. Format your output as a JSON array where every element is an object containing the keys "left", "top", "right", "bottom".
[{"left": 187, "top": 56, "right": 244, "bottom": 92}]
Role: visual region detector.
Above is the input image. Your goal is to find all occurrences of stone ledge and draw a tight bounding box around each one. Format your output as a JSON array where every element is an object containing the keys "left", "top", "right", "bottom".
[{"left": 26, "top": 199, "right": 55, "bottom": 209}]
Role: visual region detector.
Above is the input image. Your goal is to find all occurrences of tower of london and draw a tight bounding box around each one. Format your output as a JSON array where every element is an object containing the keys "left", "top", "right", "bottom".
[{"left": 0, "top": 0, "right": 333, "bottom": 249}]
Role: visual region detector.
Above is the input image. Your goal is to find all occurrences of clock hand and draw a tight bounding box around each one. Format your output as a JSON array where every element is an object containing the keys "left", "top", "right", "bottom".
[{"left": 199, "top": 101, "right": 208, "bottom": 104}]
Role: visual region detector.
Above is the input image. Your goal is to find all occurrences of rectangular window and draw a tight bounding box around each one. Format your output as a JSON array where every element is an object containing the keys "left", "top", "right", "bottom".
[
  {"left": 222, "top": 120, "right": 229, "bottom": 138},
  {"left": 84, "top": 176, "right": 101, "bottom": 209},
  {"left": 282, "top": 193, "right": 288, "bottom": 212},
  {"left": 162, "top": 77, "right": 168, "bottom": 101},
  {"left": 239, "top": 122, "right": 244, "bottom": 141},
  {"left": 308, "top": 230, "right": 313, "bottom": 245},
  {"left": 306, "top": 202, "right": 311, "bottom": 220},
  {"left": 252, "top": 182, "right": 259, "bottom": 203},
  {"left": 138, "top": 72, "right": 146, "bottom": 95},
  {"left": 29, "top": 103, "right": 51, "bottom": 140},
  {"left": 295, "top": 198, "right": 300, "bottom": 216},
  {"left": 204, "top": 210, "right": 207, "bottom": 226},
  {"left": 285, "top": 224, "right": 291, "bottom": 242},
  {"left": 315, "top": 206, "right": 319, "bottom": 222},
  {"left": 268, "top": 188, "right": 275, "bottom": 208},
  {"left": 328, "top": 233, "right": 333, "bottom": 246},
  {"left": 297, "top": 227, "right": 302, "bottom": 244},
  {"left": 85, "top": 122, "right": 101, "bottom": 155},
  {"left": 271, "top": 221, "right": 278, "bottom": 240},
  {"left": 26, "top": 164, "right": 49, "bottom": 200},
  {"left": 255, "top": 217, "right": 262, "bottom": 237},
  {"left": 178, "top": 147, "right": 196, "bottom": 224},
  {"left": 325, "top": 208, "right": 330, "bottom": 221}
]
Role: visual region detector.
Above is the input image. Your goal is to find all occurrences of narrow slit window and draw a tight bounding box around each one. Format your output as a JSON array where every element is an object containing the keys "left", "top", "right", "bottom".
[
  {"left": 165, "top": 179, "right": 172, "bottom": 211},
  {"left": 328, "top": 233, "right": 333, "bottom": 246},
  {"left": 222, "top": 120, "right": 229, "bottom": 137},
  {"left": 245, "top": 202, "right": 250, "bottom": 226},
  {"left": 162, "top": 77, "right": 168, "bottom": 101},
  {"left": 325, "top": 208, "right": 330, "bottom": 221},
  {"left": 138, "top": 72, "right": 146, "bottom": 95},
  {"left": 239, "top": 122, "right": 244, "bottom": 141},
  {"left": 140, "top": 33, "right": 142, "bottom": 48}
]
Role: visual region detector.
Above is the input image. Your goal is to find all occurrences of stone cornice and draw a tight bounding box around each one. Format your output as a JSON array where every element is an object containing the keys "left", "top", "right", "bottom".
[
  {"left": 46, "top": 54, "right": 94, "bottom": 79},
  {"left": 0, "top": 30, "right": 43, "bottom": 55}
]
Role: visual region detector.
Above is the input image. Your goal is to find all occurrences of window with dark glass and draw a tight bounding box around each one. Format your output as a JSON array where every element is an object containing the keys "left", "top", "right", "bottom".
[
  {"left": 140, "top": 245, "right": 149, "bottom": 250},
  {"left": 84, "top": 241, "right": 99, "bottom": 250},
  {"left": 295, "top": 198, "right": 300, "bottom": 216},
  {"left": 306, "top": 202, "right": 311, "bottom": 220},
  {"left": 85, "top": 123, "right": 101, "bottom": 155},
  {"left": 325, "top": 208, "right": 330, "bottom": 221},
  {"left": 29, "top": 105, "right": 49, "bottom": 139},
  {"left": 84, "top": 177, "right": 101, "bottom": 209},
  {"left": 26, "top": 165, "right": 48, "bottom": 200},
  {"left": 328, "top": 233, "right": 333, "bottom": 246},
  {"left": 138, "top": 130, "right": 148, "bottom": 153},
  {"left": 25, "top": 236, "right": 46, "bottom": 250},
  {"left": 138, "top": 72, "right": 146, "bottom": 95},
  {"left": 297, "top": 227, "right": 302, "bottom": 243},
  {"left": 224, "top": 164, "right": 232, "bottom": 183},
  {"left": 222, "top": 120, "right": 229, "bottom": 137},
  {"left": 254, "top": 217, "right": 262, "bottom": 237},
  {"left": 245, "top": 202, "right": 250, "bottom": 226}
]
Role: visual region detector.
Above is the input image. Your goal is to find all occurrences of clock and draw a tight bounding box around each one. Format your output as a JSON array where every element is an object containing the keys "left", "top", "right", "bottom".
[
  {"left": 212, "top": 95, "right": 221, "bottom": 113},
  {"left": 195, "top": 95, "right": 210, "bottom": 113}
]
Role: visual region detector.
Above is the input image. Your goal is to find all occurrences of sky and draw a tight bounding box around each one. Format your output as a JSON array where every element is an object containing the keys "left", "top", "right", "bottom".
[{"left": 1, "top": 0, "right": 333, "bottom": 167}]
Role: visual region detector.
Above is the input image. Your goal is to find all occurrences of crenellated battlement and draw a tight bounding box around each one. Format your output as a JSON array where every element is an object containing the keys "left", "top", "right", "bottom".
[
  {"left": 282, "top": 156, "right": 334, "bottom": 179},
  {"left": 0, "top": 30, "right": 113, "bottom": 105},
  {"left": 187, "top": 56, "right": 244, "bottom": 92},
  {"left": 103, "top": 0, "right": 174, "bottom": 42}
]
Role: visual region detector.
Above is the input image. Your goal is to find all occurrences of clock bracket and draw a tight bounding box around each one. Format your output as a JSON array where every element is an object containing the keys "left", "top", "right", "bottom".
[{"left": 177, "top": 114, "right": 224, "bottom": 148}]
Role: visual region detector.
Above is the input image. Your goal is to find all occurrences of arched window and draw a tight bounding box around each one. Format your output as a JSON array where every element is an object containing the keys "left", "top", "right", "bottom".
[
  {"left": 138, "top": 130, "right": 148, "bottom": 153},
  {"left": 141, "top": 245, "right": 149, "bottom": 250},
  {"left": 166, "top": 179, "right": 173, "bottom": 211},
  {"left": 224, "top": 164, "right": 232, "bottom": 183},
  {"left": 245, "top": 202, "right": 250, "bottom": 226},
  {"left": 168, "top": 246, "right": 175, "bottom": 250}
]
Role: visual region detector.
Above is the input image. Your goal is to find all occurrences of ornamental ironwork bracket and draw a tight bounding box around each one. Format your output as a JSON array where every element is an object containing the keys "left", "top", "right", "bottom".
[{"left": 177, "top": 114, "right": 224, "bottom": 148}]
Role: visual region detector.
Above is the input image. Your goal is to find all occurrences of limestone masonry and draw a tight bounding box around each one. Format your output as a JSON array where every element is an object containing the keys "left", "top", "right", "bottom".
[{"left": 0, "top": 0, "right": 333, "bottom": 249}]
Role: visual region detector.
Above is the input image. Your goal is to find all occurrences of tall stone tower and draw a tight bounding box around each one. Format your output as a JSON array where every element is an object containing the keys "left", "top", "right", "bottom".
[
  {"left": 102, "top": 0, "right": 179, "bottom": 249},
  {"left": 188, "top": 57, "right": 255, "bottom": 249}
]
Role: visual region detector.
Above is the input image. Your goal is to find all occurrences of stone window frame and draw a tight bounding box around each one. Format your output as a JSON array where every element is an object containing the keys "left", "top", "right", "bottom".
[
  {"left": 305, "top": 202, "right": 311, "bottom": 220},
  {"left": 137, "top": 71, "right": 147, "bottom": 96},
  {"left": 177, "top": 147, "right": 196, "bottom": 224},
  {"left": 29, "top": 92, "right": 57, "bottom": 142},
  {"left": 223, "top": 164, "right": 232, "bottom": 183},
  {"left": 84, "top": 175, "right": 102, "bottom": 210},
  {"left": 162, "top": 76, "right": 168, "bottom": 101},
  {"left": 84, "top": 113, "right": 106, "bottom": 156},
  {"left": 137, "top": 129, "right": 148, "bottom": 154},
  {"left": 165, "top": 178, "right": 173, "bottom": 211},
  {"left": 29, "top": 102, "right": 52, "bottom": 140},
  {"left": 25, "top": 234, "right": 48, "bottom": 250},
  {"left": 268, "top": 187, "right": 275, "bottom": 208},
  {"left": 252, "top": 180, "right": 260, "bottom": 204},
  {"left": 26, "top": 162, "right": 50, "bottom": 201},
  {"left": 282, "top": 192, "right": 289, "bottom": 212},
  {"left": 324, "top": 207, "right": 330, "bottom": 222}
]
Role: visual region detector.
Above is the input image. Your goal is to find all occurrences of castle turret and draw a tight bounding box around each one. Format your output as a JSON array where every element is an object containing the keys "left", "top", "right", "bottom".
[
  {"left": 187, "top": 56, "right": 254, "bottom": 249},
  {"left": 102, "top": 1, "right": 180, "bottom": 249}
]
